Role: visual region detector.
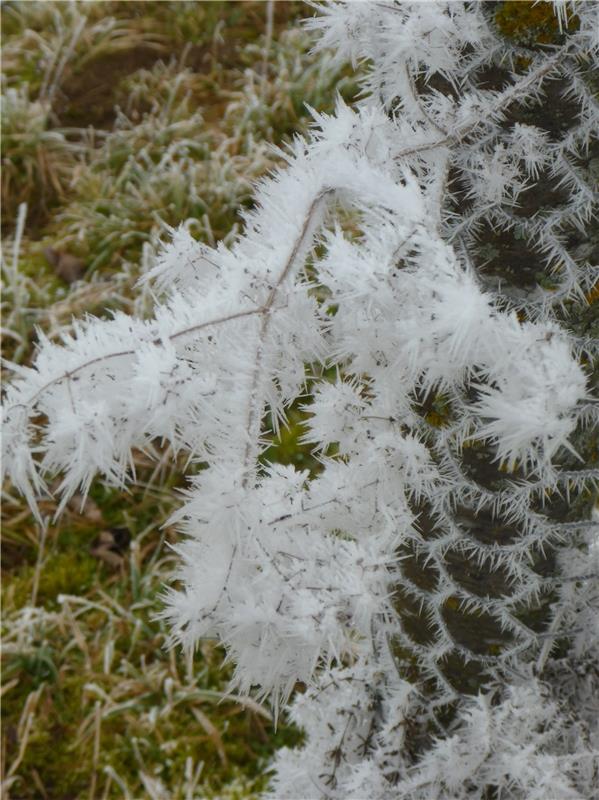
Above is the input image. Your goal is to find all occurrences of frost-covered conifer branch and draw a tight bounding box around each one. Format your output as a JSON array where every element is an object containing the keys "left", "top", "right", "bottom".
[{"left": 3, "top": 1, "right": 599, "bottom": 797}]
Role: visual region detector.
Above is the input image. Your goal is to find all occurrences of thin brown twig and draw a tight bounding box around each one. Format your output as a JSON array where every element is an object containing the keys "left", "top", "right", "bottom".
[{"left": 241, "top": 189, "right": 333, "bottom": 486}]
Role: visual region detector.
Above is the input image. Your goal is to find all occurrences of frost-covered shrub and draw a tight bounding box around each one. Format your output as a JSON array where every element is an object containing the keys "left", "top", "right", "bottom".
[{"left": 2, "top": 1, "right": 598, "bottom": 797}]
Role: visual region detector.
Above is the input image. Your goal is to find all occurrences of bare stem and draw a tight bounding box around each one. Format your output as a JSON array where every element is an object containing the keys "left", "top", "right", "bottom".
[
  {"left": 394, "top": 52, "right": 565, "bottom": 161},
  {"left": 7, "top": 306, "right": 267, "bottom": 417},
  {"left": 240, "top": 189, "right": 332, "bottom": 486}
]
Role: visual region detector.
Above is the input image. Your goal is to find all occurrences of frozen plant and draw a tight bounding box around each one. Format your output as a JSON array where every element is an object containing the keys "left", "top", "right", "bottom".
[{"left": 2, "top": 1, "right": 598, "bottom": 797}]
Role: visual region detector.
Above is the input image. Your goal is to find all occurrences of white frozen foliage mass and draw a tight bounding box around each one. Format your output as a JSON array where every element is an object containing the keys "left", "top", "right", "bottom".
[{"left": 3, "top": 2, "right": 598, "bottom": 797}]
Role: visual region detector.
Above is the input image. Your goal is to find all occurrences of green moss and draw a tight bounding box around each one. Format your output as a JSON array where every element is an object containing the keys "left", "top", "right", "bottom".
[
  {"left": 3, "top": 637, "right": 303, "bottom": 797},
  {"left": 494, "top": 1, "right": 578, "bottom": 47},
  {"left": 261, "top": 407, "right": 317, "bottom": 473},
  {"left": 3, "top": 530, "right": 97, "bottom": 610}
]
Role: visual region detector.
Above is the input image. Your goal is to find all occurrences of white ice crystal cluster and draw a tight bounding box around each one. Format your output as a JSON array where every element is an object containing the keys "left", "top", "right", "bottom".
[{"left": 2, "top": 1, "right": 598, "bottom": 797}]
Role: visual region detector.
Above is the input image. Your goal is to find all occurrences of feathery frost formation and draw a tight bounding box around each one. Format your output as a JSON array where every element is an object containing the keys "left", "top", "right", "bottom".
[{"left": 2, "top": 1, "right": 598, "bottom": 797}]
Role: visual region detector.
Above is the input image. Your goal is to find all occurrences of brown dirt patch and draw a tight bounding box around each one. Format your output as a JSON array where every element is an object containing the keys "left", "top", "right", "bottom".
[{"left": 57, "top": 46, "right": 170, "bottom": 128}]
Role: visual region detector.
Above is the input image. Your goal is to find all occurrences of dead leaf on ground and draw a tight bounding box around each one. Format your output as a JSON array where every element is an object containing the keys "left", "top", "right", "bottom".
[
  {"left": 44, "top": 246, "right": 86, "bottom": 283},
  {"left": 90, "top": 528, "right": 131, "bottom": 567}
]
